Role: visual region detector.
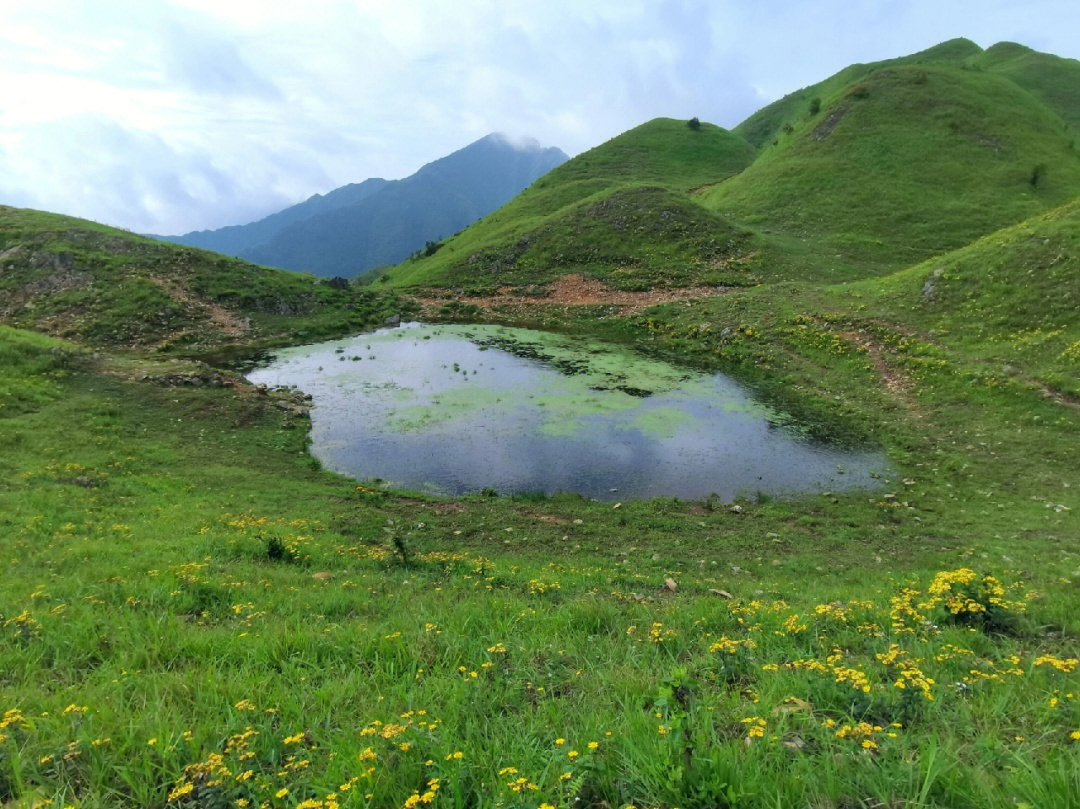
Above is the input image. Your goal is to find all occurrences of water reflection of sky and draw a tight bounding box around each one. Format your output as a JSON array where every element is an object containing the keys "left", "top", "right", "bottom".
[{"left": 248, "top": 323, "right": 889, "bottom": 500}]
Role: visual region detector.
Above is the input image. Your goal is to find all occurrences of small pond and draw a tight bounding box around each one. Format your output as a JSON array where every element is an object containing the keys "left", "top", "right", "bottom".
[{"left": 247, "top": 323, "right": 888, "bottom": 500}]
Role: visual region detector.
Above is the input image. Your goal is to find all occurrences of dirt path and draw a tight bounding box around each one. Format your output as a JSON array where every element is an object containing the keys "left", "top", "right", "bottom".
[
  {"left": 841, "top": 329, "right": 911, "bottom": 398},
  {"left": 855, "top": 319, "right": 1080, "bottom": 412},
  {"left": 415, "top": 274, "right": 734, "bottom": 316},
  {"left": 150, "top": 276, "right": 250, "bottom": 338}
]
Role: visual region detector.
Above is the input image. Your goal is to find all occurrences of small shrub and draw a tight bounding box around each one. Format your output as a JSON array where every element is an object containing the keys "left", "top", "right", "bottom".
[
  {"left": 266, "top": 536, "right": 294, "bottom": 562},
  {"left": 424, "top": 241, "right": 443, "bottom": 257},
  {"left": 687, "top": 117, "right": 701, "bottom": 130},
  {"left": 1030, "top": 163, "right": 1047, "bottom": 187},
  {"left": 391, "top": 534, "right": 411, "bottom": 567},
  {"left": 808, "top": 97, "right": 821, "bottom": 115},
  {"left": 782, "top": 123, "right": 794, "bottom": 134}
]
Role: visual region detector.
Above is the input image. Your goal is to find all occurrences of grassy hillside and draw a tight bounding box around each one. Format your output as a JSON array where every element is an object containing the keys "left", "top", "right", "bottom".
[
  {"left": 706, "top": 59, "right": 1080, "bottom": 280},
  {"left": 853, "top": 198, "right": 1080, "bottom": 399},
  {"left": 4, "top": 37, "right": 1080, "bottom": 809},
  {"left": 380, "top": 39, "right": 1080, "bottom": 292},
  {"left": 4, "top": 199, "right": 1080, "bottom": 805},
  {"left": 733, "top": 37, "right": 984, "bottom": 149},
  {"left": 375, "top": 119, "right": 756, "bottom": 291},
  {"left": 975, "top": 41, "right": 1080, "bottom": 131},
  {"left": 0, "top": 206, "right": 412, "bottom": 354}
]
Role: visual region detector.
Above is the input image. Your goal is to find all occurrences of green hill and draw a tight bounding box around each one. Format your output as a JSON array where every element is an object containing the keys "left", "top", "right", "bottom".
[
  {"left": 375, "top": 119, "right": 757, "bottom": 290},
  {"left": 733, "top": 37, "right": 983, "bottom": 149},
  {"left": 380, "top": 39, "right": 1080, "bottom": 291},
  {"left": 975, "top": 41, "right": 1080, "bottom": 130},
  {"left": 706, "top": 52, "right": 1080, "bottom": 280},
  {"left": 0, "top": 206, "right": 410, "bottom": 354}
]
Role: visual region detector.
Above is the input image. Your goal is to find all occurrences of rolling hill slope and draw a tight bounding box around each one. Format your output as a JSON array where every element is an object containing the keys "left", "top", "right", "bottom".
[
  {"left": 376, "top": 118, "right": 757, "bottom": 290},
  {"left": 705, "top": 51, "right": 1080, "bottom": 279},
  {"left": 0, "top": 206, "right": 409, "bottom": 353},
  {"left": 851, "top": 197, "right": 1080, "bottom": 399},
  {"left": 379, "top": 39, "right": 1080, "bottom": 291}
]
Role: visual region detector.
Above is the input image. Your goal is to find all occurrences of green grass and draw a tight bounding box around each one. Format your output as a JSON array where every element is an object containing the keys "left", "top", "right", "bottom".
[
  {"left": 707, "top": 61, "right": 1080, "bottom": 280},
  {"left": 3, "top": 194, "right": 1080, "bottom": 807},
  {"left": 4, "top": 36, "right": 1080, "bottom": 809},
  {"left": 2, "top": 313, "right": 1079, "bottom": 809}
]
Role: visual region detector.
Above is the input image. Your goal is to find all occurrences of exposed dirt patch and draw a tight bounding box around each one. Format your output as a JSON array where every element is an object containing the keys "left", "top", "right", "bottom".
[
  {"left": 417, "top": 274, "right": 734, "bottom": 316},
  {"left": 841, "top": 330, "right": 910, "bottom": 398},
  {"left": 394, "top": 496, "right": 468, "bottom": 514},
  {"left": 149, "top": 277, "right": 250, "bottom": 338},
  {"left": 0, "top": 270, "right": 95, "bottom": 318},
  {"left": 519, "top": 508, "right": 572, "bottom": 525},
  {"left": 813, "top": 103, "right": 849, "bottom": 141},
  {"left": 1008, "top": 372, "right": 1080, "bottom": 411}
]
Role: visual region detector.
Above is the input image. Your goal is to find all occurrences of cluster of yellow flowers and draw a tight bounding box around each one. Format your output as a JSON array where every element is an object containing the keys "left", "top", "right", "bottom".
[
  {"left": 647, "top": 622, "right": 678, "bottom": 644},
  {"left": 1033, "top": 655, "right": 1079, "bottom": 673},
  {"left": 876, "top": 644, "right": 935, "bottom": 700},
  {"left": 740, "top": 716, "right": 767, "bottom": 739},
  {"left": 827, "top": 719, "right": 899, "bottom": 750},
  {"left": 922, "top": 568, "right": 1025, "bottom": 617},
  {"left": 527, "top": 579, "right": 561, "bottom": 595},
  {"left": 708, "top": 636, "right": 756, "bottom": 655},
  {"left": 402, "top": 777, "right": 440, "bottom": 808}
]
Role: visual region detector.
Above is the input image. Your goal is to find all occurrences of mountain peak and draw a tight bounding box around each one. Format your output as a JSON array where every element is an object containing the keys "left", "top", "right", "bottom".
[
  {"left": 482, "top": 132, "right": 545, "bottom": 152},
  {"left": 159, "top": 134, "right": 568, "bottom": 277}
]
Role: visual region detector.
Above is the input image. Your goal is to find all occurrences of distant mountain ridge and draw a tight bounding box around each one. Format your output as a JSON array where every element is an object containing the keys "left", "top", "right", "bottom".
[{"left": 159, "top": 133, "right": 568, "bottom": 278}]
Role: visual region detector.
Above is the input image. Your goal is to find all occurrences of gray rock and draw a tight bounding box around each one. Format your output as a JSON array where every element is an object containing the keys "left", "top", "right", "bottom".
[{"left": 922, "top": 267, "right": 944, "bottom": 301}]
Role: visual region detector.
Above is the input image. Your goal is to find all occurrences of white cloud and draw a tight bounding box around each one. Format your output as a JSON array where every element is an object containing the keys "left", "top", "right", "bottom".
[{"left": 0, "top": 0, "right": 1077, "bottom": 234}]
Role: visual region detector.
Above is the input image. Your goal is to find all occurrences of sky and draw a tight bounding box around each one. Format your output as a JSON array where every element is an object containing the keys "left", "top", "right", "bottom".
[{"left": 1, "top": 0, "right": 1078, "bottom": 235}]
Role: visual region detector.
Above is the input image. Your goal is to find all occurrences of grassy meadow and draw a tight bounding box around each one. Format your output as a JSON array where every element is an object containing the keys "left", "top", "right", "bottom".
[
  {"left": 3, "top": 36, "right": 1080, "bottom": 809},
  {"left": 3, "top": 250, "right": 1080, "bottom": 809}
]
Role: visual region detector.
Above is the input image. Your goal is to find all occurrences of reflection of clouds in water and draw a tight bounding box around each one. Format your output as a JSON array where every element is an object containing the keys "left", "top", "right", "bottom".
[{"left": 249, "top": 325, "right": 888, "bottom": 500}]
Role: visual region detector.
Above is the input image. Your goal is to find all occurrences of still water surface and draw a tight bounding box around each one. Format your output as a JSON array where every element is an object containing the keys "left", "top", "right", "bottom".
[{"left": 247, "top": 323, "right": 887, "bottom": 500}]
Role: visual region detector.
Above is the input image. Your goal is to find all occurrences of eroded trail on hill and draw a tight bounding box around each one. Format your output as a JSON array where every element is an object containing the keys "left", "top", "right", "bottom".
[
  {"left": 149, "top": 276, "right": 251, "bottom": 338},
  {"left": 841, "top": 329, "right": 911, "bottom": 398},
  {"left": 415, "top": 273, "right": 735, "bottom": 315}
]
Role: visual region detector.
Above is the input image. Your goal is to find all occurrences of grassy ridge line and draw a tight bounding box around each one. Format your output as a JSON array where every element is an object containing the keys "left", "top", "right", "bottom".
[
  {"left": 0, "top": 206, "right": 413, "bottom": 354},
  {"left": 706, "top": 60, "right": 1080, "bottom": 280},
  {"left": 733, "top": 37, "right": 984, "bottom": 149},
  {"left": 975, "top": 41, "right": 1080, "bottom": 131}
]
